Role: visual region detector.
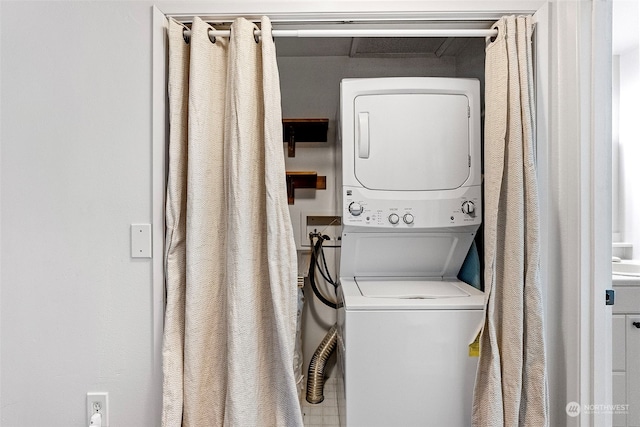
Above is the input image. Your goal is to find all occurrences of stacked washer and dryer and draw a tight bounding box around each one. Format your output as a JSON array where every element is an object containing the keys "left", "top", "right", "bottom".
[{"left": 336, "top": 77, "right": 484, "bottom": 426}]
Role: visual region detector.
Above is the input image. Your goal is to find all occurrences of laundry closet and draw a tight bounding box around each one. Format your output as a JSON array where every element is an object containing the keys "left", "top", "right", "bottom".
[{"left": 275, "top": 32, "right": 487, "bottom": 422}]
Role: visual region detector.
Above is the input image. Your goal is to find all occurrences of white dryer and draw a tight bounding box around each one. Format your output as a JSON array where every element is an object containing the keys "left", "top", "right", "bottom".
[{"left": 336, "top": 77, "right": 484, "bottom": 427}]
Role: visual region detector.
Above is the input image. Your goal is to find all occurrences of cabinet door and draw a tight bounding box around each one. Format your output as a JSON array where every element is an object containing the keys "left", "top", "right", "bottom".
[
  {"left": 628, "top": 316, "right": 640, "bottom": 426},
  {"left": 613, "top": 315, "right": 626, "bottom": 427},
  {"left": 614, "top": 372, "right": 627, "bottom": 427}
]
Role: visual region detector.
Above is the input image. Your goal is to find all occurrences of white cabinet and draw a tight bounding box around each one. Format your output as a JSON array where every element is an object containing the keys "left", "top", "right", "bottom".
[{"left": 612, "top": 276, "right": 640, "bottom": 427}]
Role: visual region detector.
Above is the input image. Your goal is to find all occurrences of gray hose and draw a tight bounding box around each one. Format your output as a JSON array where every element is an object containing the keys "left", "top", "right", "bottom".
[{"left": 306, "top": 324, "right": 338, "bottom": 404}]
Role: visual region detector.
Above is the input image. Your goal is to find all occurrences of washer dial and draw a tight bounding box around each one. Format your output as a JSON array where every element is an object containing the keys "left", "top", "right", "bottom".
[{"left": 349, "top": 202, "right": 364, "bottom": 216}]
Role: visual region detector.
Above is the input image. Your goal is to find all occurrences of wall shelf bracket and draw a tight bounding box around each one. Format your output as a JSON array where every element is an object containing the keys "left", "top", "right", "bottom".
[
  {"left": 283, "top": 118, "right": 329, "bottom": 157},
  {"left": 286, "top": 171, "right": 327, "bottom": 205}
]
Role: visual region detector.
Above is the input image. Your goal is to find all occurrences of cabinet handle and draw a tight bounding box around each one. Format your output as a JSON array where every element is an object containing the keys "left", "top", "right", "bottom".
[{"left": 633, "top": 322, "right": 640, "bottom": 329}]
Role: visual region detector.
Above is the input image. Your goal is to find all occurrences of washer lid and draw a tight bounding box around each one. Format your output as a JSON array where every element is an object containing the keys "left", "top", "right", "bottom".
[
  {"left": 356, "top": 278, "right": 469, "bottom": 299},
  {"left": 340, "top": 277, "right": 484, "bottom": 310}
]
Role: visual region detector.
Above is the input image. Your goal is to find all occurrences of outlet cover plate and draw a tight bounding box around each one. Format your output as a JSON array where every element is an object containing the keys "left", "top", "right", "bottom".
[{"left": 87, "top": 392, "right": 109, "bottom": 426}]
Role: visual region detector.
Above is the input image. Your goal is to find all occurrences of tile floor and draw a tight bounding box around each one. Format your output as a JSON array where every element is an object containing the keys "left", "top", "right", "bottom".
[{"left": 301, "top": 377, "right": 339, "bottom": 427}]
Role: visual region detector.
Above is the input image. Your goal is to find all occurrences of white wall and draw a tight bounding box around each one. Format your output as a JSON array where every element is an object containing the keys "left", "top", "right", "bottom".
[
  {"left": 619, "top": 48, "right": 640, "bottom": 258},
  {"left": 613, "top": 55, "right": 620, "bottom": 240},
  {"left": 613, "top": 0, "right": 640, "bottom": 257},
  {"left": 1, "top": 1, "right": 158, "bottom": 425}
]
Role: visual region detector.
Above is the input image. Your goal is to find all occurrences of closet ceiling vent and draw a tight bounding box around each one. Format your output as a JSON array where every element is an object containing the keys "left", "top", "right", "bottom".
[{"left": 275, "top": 36, "right": 477, "bottom": 58}]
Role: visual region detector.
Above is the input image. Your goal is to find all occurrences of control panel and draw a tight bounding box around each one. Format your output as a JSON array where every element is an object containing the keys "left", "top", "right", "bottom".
[{"left": 342, "top": 186, "right": 481, "bottom": 230}]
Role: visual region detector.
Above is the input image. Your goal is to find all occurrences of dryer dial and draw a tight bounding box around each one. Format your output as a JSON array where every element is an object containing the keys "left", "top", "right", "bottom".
[
  {"left": 349, "top": 202, "right": 364, "bottom": 216},
  {"left": 461, "top": 201, "right": 476, "bottom": 215},
  {"left": 388, "top": 213, "right": 400, "bottom": 224}
]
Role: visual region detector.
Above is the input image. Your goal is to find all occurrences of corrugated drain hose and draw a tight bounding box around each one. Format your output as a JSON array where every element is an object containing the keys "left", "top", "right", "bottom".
[{"left": 306, "top": 324, "right": 338, "bottom": 404}]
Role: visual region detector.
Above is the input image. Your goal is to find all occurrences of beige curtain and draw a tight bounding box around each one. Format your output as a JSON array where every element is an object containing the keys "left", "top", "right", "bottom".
[
  {"left": 472, "top": 16, "right": 549, "bottom": 426},
  {"left": 161, "top": 16, "right": 303, "bottom": 427}
]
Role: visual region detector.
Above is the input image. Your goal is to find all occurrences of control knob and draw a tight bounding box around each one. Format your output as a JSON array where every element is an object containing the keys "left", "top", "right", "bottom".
[
  {"left": 348, "top": 202, "right": 364, "bottom": 216},
  {"left": 461, "top": 201, "right": 476, "bottom": 215},
  {"left": 388, "top": 213, "right": 400, "bottom": 224},
  {"left": 403, "top": 213, "right": 414, "bottom": 224}
]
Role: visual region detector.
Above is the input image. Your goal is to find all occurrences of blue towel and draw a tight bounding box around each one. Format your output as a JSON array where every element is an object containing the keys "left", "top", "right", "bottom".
[{"left": 458, "top": 240, "right": 482, "bottom": 290}]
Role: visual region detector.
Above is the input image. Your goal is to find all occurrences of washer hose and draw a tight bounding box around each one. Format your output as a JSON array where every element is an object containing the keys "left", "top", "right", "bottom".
[
  {"left": 308, "top": 236, "right": 337, "bottom": 309},
  {"left": 306, "top": 324, "right": 338, "bottom": 404}
]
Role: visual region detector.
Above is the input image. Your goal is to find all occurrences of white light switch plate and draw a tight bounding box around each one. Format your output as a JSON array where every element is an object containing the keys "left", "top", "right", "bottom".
[{"left": 131, "top": 224, "right": 152, "bottom": 258}]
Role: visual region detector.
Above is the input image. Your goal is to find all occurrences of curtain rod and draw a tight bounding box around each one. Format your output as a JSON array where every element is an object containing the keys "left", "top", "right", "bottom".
[{"left": 183, "top": 28, "right": 498, "bottom": 39}]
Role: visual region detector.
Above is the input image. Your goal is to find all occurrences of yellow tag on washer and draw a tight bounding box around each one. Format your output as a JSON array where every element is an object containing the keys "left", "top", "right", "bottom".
[{"left": 468, "top": 332, "right": 480, "bottom": 357}]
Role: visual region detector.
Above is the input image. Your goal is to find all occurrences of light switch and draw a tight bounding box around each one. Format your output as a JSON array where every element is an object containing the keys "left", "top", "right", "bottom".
[{"left": 131, "top": 224, "right": 152, "bottom": 258}]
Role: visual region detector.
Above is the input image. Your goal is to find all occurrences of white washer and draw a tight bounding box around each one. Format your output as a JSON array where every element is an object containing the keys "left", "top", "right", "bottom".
[
  {"left": 336, "top": 78, "right": 484, "bottom": 426},
  {"left": 336, "top": 277, "right": 483, "bottom": 427}
]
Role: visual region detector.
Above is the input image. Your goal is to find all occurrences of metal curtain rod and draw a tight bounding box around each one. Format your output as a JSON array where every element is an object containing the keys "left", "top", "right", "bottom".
[{"left": 183, "top": 28, "right": 498, "bottom": 38}]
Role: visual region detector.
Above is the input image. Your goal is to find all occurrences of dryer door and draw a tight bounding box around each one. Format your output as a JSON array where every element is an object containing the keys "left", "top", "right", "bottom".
[{"left": 353, "top": 93, "right": 470, "bottom": 191}]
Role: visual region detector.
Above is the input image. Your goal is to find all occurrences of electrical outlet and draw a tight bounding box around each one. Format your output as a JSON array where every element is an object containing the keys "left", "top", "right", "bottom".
[
  {"left": 87, "top": 392, "right": 108, "bottom": 426},
  {"left": 304, "top": 214, "right": 342, "bottom": 247}
]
